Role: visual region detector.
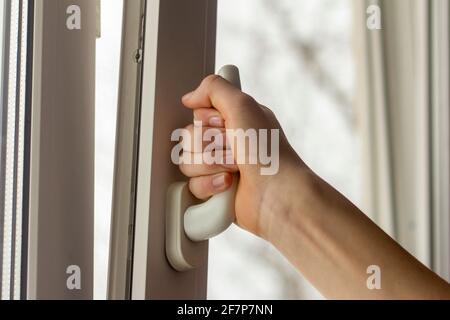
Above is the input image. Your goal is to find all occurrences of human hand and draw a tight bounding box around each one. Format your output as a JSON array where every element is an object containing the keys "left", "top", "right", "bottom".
[{"left": 180, "top": 75, "right": 306, "bottom": 237}]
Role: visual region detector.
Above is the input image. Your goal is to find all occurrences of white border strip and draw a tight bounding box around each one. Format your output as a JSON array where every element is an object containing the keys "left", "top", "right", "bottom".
[{"left": 27, "top": 0, "right": 42, "bottom": 300}]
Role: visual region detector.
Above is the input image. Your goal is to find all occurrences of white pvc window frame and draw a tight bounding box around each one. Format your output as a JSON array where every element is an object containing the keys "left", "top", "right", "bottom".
[{"left": 27, "top": 0, "right": 96, "bottom": 299}]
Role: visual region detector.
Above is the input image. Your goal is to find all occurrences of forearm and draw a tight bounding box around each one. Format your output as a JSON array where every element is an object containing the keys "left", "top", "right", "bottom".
[{"left": 260, "top": 167, "right": 450, "bottom": 299}]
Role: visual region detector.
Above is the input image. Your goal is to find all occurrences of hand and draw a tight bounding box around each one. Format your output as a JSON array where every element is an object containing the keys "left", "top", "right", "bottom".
[{"left": 180, "top": 75, "right": 305, "bottom": 237}]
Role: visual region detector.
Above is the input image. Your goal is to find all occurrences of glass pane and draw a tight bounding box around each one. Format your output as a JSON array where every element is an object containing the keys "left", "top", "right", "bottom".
[
  {"left": 94, "top": 0, "right": 123, "bottom": 300},
  {"left": 0, "top": 0, "right": 124, "bottom": 300},
  {"left": 211, "top": 0, "right": 358, "bottom": 299},
  {"left": 0, "top": 0, "right": 30, "bottom": 300}
]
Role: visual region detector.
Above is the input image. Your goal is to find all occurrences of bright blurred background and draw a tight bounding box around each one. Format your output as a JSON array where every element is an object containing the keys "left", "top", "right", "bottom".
[
  {"left": 95, "top": 0, "right": 122, "bottom": 300},
  {"left": 209, "top": 0, "right": 358, "bottom": 300}
]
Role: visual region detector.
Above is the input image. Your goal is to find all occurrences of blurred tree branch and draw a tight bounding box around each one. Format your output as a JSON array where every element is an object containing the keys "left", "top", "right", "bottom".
[{"left": 262, "top": 0, "right": 356, "bottom": 129}]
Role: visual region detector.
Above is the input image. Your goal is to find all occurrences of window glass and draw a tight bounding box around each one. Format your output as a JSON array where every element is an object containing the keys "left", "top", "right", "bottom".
[
  {"left": 211, "top": 0, "right": 358, "bottom": 299},
  {"left": 0, "top": 0, "right": 30, "bottom": 300},
  {"left": 0, "top": 0, "right": 124, "bottom": 300},
  {"left": 94, "top": 0, "right": 123, "bottom": 300}
]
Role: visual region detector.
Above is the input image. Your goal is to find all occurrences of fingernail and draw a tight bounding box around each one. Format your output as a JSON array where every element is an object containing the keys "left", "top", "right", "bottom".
[
  {"left": 212, "top": 174, "right": 226, "bottom": 189},
  {"left": 209, "top": 116, "right": 224, "bottom": 127},
  {"left": 182, "top": 92, "right": 193, "bottom": 101}
]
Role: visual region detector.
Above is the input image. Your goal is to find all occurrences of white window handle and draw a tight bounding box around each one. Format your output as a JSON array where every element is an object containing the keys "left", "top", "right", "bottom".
[{"left": 166, "top": 66, "right": 241, "bottom": 271}]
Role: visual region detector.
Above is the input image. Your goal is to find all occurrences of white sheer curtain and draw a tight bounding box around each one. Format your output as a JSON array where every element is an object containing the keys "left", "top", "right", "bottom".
[{"left": 354, "top": 0, "right": 450, "bottom": 280}]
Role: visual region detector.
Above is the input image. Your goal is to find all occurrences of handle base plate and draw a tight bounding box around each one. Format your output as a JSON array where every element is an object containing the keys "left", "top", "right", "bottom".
[{"left": 165, "top": 182, "right": 208, "bottom": 271}]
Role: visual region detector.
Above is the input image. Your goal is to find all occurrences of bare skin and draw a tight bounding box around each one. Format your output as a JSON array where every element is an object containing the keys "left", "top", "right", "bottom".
[{"left": 179, "top": 74, "right": 450, "bottom": 300}]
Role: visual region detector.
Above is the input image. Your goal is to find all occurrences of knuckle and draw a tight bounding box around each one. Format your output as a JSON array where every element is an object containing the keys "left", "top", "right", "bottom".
[
  {"left": 235, "top": 93, "right": 257, "bottom": 108},
  {"left": 204, "top": 74, "right": 222, "bottom": 87},
  {"left": 260, "top": 104, "right": 273, "bottom": 114}
]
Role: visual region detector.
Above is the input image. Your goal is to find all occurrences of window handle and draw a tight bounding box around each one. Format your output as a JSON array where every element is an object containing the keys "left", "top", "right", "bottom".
[{"left": 166, "top": 66, "right": 241, "bottom": 271}]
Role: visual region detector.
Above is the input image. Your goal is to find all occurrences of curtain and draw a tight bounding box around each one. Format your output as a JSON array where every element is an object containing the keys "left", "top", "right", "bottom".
[{"left": 354, "top": 0, "right": 450, "bottom": 280}]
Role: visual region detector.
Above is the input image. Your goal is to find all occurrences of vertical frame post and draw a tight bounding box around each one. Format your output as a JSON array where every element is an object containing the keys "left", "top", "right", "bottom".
[
  {"left": 108, "top": 0, "right": 146, "bottom": 300},
  {"left": 132, "top": 0, "right": 217, "bottom": 300},
  {"left": 27, "top": 0, "right": 96, "bottom": 299}
]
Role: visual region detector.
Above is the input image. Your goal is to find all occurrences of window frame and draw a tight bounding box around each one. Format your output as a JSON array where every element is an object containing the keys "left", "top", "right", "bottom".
[
  {"left": 0, "top": 0, "right": 34, "bottom": 300},
  {"left": 108, "top": 0, "right": 217, "bottom": 300},
  {"left": 430, "top": 0, "right": 450, "bottom": 281},
  {"left": 27, "top": 0, "right": 96, "bottom": 299},
  {"left": 107, "top": 0, "right": 146, "bottom": 300}
]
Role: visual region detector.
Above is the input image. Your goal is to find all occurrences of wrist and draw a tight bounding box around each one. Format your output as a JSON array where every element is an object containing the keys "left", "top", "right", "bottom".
[{"left": 258, "top": 162, "right": 315, "bottom": 245}]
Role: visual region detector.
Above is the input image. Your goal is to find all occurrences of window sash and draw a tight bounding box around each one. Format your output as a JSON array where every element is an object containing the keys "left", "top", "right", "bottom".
[
  {"left": 107, "top": 0, "right": 146, "bottom": 300},
  {"left": 108, "top": 0, "right": 217, "bottom": 300},
  {"left": 27, "top": 0, "right": 96, "bottom": 299}
]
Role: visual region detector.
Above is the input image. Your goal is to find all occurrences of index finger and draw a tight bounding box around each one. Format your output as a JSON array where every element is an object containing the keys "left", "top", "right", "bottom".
[{"left": 181, "top": 75, "right": 258, "bottom": 122}]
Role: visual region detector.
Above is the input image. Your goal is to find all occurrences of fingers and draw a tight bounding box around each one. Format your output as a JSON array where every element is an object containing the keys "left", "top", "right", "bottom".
[
  {"left": 189, "top": 173, "right": 234, "bottom": 200},
  {"left": 181, "top": 124, "right": 230, "bottom": 152},
  {"left": 194, "top": 108, "right": 225, "bottom": 128},
  {"left": 180, "top": 74, "right": 258, "bottom": 200},
  {"left": 180, "top": 151, "right": 238, "bottom": 177},
  {"left": 182, "top": 75, "right": 259, "bottom": 121}
]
